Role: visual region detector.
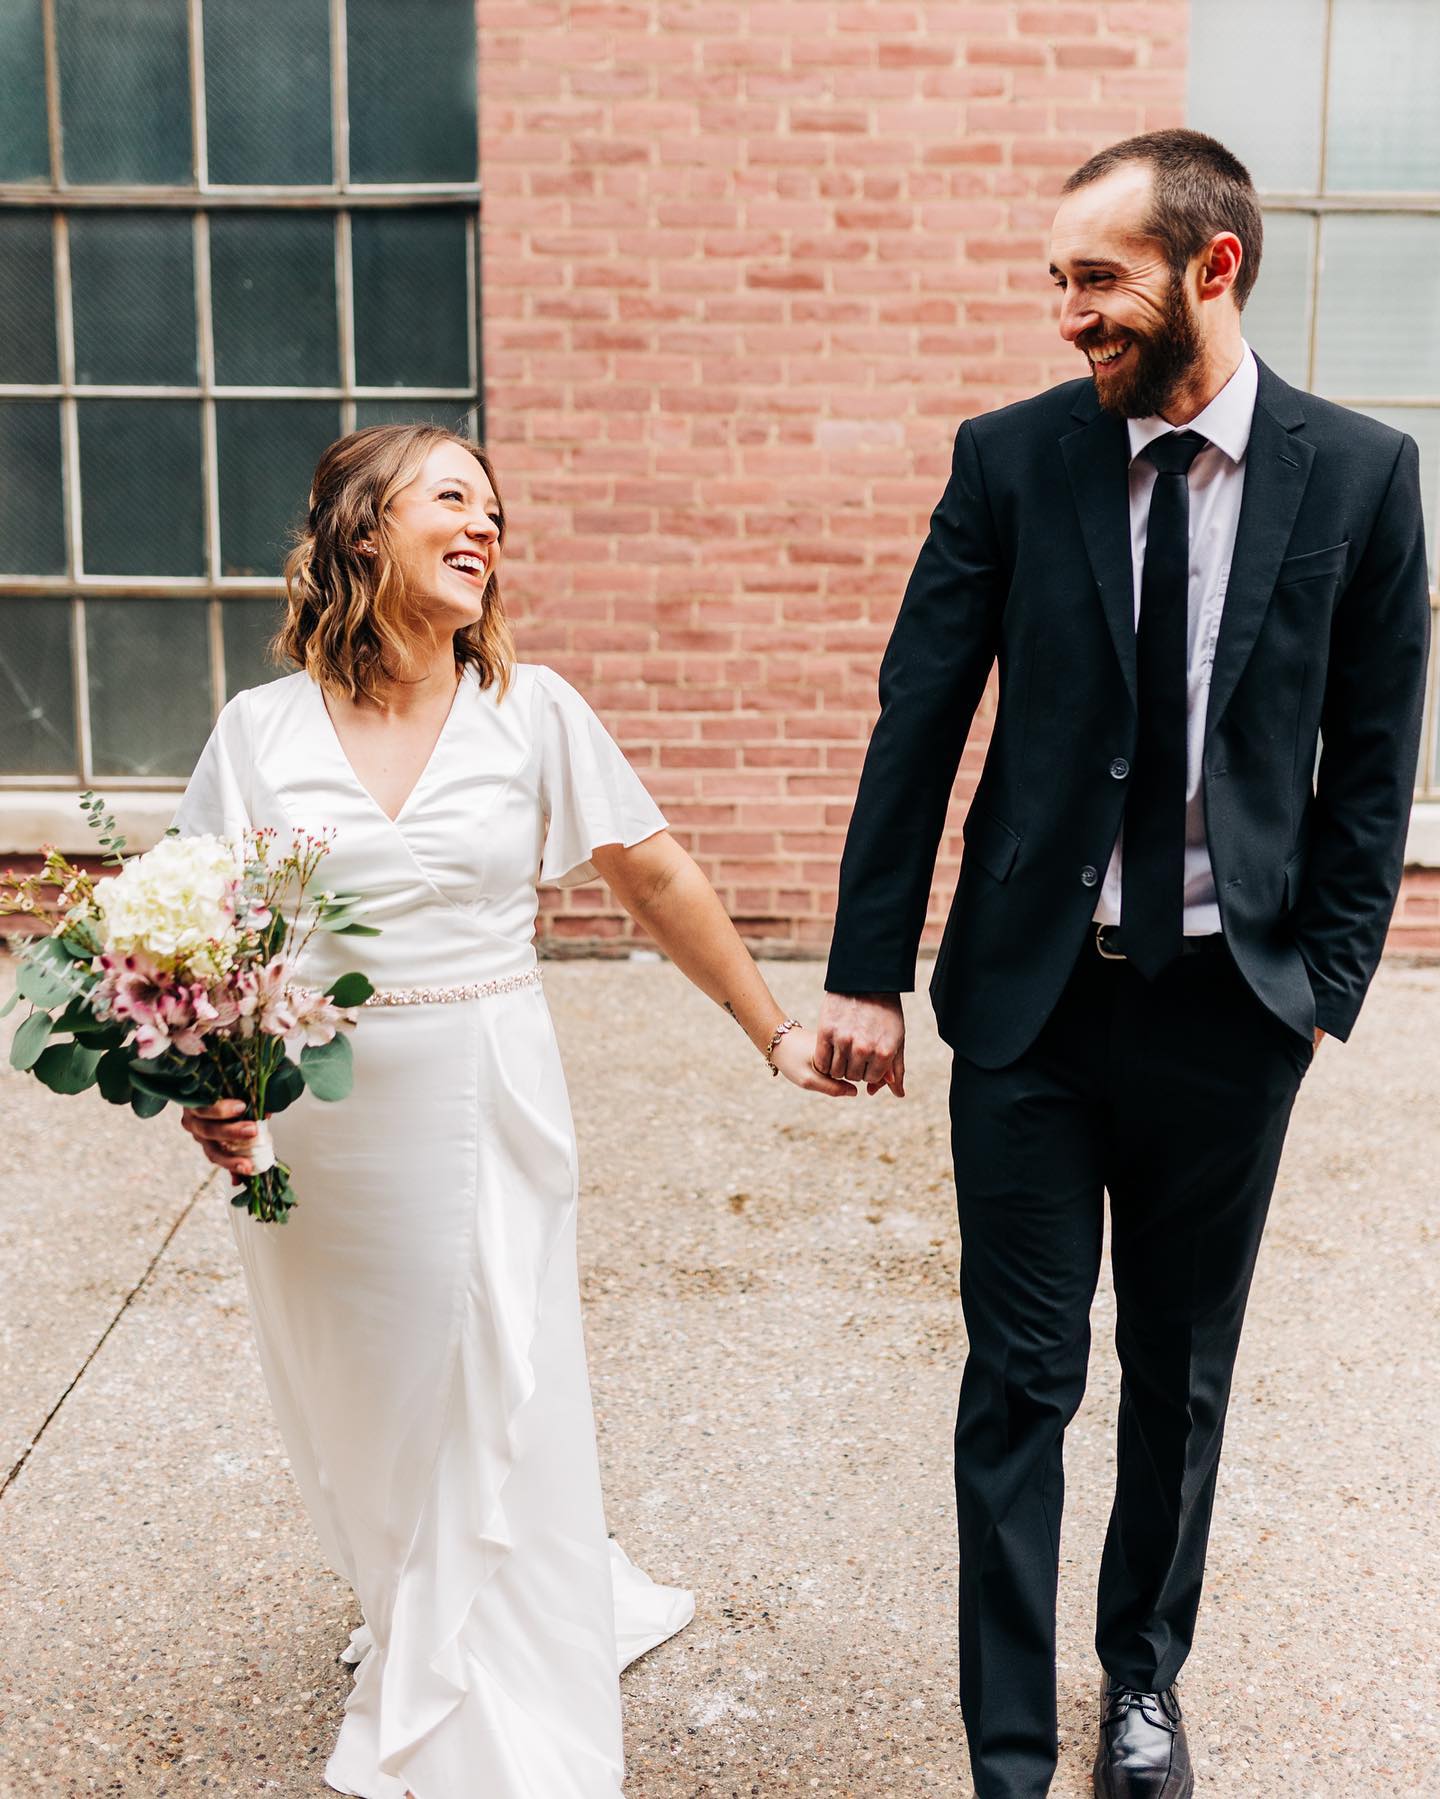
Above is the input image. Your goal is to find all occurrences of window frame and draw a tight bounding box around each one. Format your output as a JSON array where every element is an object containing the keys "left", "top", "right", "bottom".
[
  {"left": 0, "top": 0, "right": 482, "bottom": 792},
  {"left": 1247, "top": 0, "right": 1440, "bottom": 798}
]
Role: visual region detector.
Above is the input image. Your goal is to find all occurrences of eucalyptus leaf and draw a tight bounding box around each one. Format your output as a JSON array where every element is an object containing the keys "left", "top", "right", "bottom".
[
  {"left": 96, "top": 1047, "right": 133, "bottom": 1105},
  {"left": 131, "top": 1088, "right": 168, "bottom": 1119},
  {"left": 328, "top": 921, "right": 383, "bottom": 938},
  {"left": 33, "top": 1041, "right": 104, "bottom": 1095},
  {"left": 263, "top": 1058, "right": 306, "bottom": 1114},
  {"left": 300, "top": 1033, "right": 353, "bottom": 1101},
  {"left": 0, "top": 984, "right": 18, "bottom": 1019},
  {"left": 9, "top": 1010, "right": 54, "bottom": 1071},
  {"left": 127, "top": 1063, "right": 198, "bottom": 1102},
  {"left": 18, "top": 960, "right": 77, "bottom": 1007},
  {"left": 325, "top": 972, "right": 375, "bottom": 1007}
]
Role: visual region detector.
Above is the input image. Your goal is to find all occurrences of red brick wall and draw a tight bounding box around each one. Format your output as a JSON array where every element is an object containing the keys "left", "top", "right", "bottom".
[
  {"left": 479, "top": 0, "right": 1190, "bottom": 954},
  {"left": 479, "top": 1, "right": 1437, "bottom": 964}
]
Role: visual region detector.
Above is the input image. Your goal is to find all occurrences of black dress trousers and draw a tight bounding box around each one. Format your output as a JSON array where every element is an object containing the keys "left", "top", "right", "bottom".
[{"left": 949, "top": 935, "right": 1313, "bottom": 1799}]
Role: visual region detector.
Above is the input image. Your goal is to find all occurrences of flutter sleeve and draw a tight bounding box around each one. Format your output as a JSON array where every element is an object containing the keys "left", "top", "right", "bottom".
[
  {"left": 169, "top": 692, "right": 254, "bottom": 840},
  {"left": 535, "top": 668, "right": 667, "bottom": 887}
]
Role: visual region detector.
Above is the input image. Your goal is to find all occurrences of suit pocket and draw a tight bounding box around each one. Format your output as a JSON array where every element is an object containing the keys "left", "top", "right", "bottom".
[
  {"left": 1275, "top": 540, "right": 1348, "bottom": 587},
  {"left": 962, "top": 801, "right": 1020, "bottom": 883}
]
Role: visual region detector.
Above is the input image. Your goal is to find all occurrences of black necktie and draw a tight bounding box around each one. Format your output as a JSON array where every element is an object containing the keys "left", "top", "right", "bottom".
[{"left": 1120, "top": 429, "right": 1208, "bottom": 979}]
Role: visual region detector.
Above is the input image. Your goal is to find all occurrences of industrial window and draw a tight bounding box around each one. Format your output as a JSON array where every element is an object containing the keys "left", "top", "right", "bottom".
[{"left": 0, "top": 0, "right": 481, "bottom": 788}]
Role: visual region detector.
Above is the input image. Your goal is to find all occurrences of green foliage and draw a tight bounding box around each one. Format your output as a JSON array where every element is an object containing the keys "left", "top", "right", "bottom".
[
  {"left": 130, "top": 1088, "right": 167, "bottom": 1119},
  {"left": 9, "top": 1010, "right": 54, "bottom": 1070},
  {"left": 18, "top": 955, "right": 82, "bottom": 1009},
  {"left": 300, "top": 1032, "right": 353, "bottom": 1101},
  {"left": 32, "top": 1041, "right": 104, "bottom": 1095},
  {"left": 0, "top": 983, "right": 17, "bottom": 1020},
  {"left": 79, "top": 790, "right": 127, "bottom": 867},
  {"left": 315, "top": 893, "right": 382, "bottom": 938},
  {"left": 263, "top": 1058, "right": 306, "bottom": 1115},
  {"left": 96, "top": 1046, "right": 133, "bottom": 1105},
  {"left": 325, "top": 971, "right": 375, "bottom": 1007}
]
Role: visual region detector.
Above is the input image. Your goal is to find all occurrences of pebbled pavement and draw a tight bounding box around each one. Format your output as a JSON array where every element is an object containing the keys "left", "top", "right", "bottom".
[{"left": 1, "top": 953, "right": 1437, "bottom": 1797}]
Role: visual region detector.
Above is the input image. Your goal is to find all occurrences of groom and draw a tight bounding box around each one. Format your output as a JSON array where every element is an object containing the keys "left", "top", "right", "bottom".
[{"left": 816, "top": 130, "right": 1430, "bottom": 1797}]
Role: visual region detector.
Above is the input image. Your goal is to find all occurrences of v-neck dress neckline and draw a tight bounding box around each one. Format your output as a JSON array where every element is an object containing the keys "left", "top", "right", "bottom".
[{"left": 313, "top": 665, "right": 470, "bottom": 829}]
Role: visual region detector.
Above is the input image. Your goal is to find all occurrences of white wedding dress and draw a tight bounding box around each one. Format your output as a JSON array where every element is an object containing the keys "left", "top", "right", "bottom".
[{"left": 172, "top": 662, "right": 694, "bottom": 1798}]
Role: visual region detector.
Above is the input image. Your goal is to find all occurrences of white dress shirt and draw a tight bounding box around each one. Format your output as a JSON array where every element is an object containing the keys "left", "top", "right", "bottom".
[{"left": 1093, "top": 343, "right": 1259, "bottom": 937}]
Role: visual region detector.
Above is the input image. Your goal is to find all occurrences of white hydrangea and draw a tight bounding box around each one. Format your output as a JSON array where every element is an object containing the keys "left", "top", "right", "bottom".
[{"left": 93, "top": 834, "right": 244, "bottom": 974}]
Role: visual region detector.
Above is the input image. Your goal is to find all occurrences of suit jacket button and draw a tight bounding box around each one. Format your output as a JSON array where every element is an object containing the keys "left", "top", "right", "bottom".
[
  {"left": 1080, "top": 864, "right": 1099, "bottom": 887},
  {"left": 1109, "top": 757, "right": 1130, "bottom": 779}
]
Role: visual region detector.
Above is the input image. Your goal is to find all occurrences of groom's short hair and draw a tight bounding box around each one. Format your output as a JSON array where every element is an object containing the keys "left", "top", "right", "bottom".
[{"left": 1062, "top": 128, "right": 1264, "bottom": 310}]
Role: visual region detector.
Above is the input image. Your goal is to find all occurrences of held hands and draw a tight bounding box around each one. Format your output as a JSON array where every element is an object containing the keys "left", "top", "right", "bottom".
[
  {"left": 768, "top": 1025, "right": 857, "bottom": 1097},
  {"left": 812, "top": 992, "right": 906, "bottom": 1098}
]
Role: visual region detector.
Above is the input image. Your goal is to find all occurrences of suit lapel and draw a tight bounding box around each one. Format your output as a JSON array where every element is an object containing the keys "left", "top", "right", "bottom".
[
  {"left": 1204, "top": 367, "right": 1313, "bottom": 740},
  {"left": 1061, "top": 394, "right": 1138, "bottom": 709}
]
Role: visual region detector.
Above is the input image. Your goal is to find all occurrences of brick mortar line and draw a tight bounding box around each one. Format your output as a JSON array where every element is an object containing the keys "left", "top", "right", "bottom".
[{"left": 0, "top": 1171, "right": 213, "bottom": 1503}]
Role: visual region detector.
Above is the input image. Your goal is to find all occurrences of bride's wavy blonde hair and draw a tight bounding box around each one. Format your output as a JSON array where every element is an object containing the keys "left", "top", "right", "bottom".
[{"left": 276, "top": 423, "right": 514, "bottom": 705}]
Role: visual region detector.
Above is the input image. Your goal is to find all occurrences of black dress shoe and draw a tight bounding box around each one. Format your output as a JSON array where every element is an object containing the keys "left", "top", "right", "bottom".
[{"left": 1092, "top": 1677, "right": 1194, "bottom": 1797}]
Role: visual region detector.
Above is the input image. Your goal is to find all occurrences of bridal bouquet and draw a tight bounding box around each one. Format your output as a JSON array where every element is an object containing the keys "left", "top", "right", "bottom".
[{"left": 1, "top": 795, "right": 378, "bottom": 1223}]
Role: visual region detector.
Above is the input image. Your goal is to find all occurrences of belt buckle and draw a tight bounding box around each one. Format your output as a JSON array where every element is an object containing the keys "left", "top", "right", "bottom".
[{"left": 1094, "top": 924, "right": 1127, "bottom": 961}]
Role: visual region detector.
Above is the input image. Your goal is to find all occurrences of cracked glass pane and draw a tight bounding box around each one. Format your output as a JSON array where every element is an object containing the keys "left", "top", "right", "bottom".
[
  {"left": 56, "top": 0, "right": 193, "bottom": 186},
  {"left": 0, "top": 402, "right": 66, "bottom": 576},
  {"left": 0, "top": 599, "right": 77, "bottom": 776},
  {"left": 216, "top": 399, "right": 340, "bottom": 576},
  {"left": 0, "top": 0, "right": 48, "bottom": 182},
  {"left": 352, "top": 210, "right": 469, "bottom": 389},
  {"left": 210, "top": 212, "right": 339, "bottom": 387},
  {"left": 221, "top": 598, "right": 289, "bottom": 699},
  {"left": 85, "top": 598, "right": 213, "bottom": 778},
  {"left": 0, "top": 212, "right": 57, "bottom": 383},
  {"left": 70, "top": 212, "right": 197, "bottom": 387},
  {"left": 204, "top": 0, "right": 331, "bottom": 186},
  {"left": 353, "top": 399, "right": 475, "bottom": 431},
  {"left": 346, "top": 0, "right": 477, "bottom": 183},
  {"left": 78, "top": 400, "right": 205, "bottom": 577}
]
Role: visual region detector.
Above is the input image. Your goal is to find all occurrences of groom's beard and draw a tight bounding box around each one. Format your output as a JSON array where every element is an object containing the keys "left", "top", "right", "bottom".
[{"left": 1083, "top": 275, "right": 1202, "bottom": 420}]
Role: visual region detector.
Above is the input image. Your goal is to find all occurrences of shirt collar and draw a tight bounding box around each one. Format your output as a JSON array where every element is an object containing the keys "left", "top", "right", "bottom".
[{"left": 1126, "top": 341, "right": 1258, "bottom": 467}]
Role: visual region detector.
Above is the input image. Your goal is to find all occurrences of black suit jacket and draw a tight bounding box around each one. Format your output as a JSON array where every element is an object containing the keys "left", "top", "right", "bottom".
[{"left": 824, "top": 359, "right": 1431, "bottom": 1068}]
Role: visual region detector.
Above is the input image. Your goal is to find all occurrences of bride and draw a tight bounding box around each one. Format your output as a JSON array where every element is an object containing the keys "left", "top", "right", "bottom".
[{"left": 173, "top": 423, "right": 852, "bottom": 1798}]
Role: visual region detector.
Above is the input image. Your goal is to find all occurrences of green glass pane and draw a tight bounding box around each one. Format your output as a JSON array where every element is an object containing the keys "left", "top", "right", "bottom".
[
  {"left": 0, "top": 599, "right": 77, "bottom": 776},
  {"left": 0, "top": 213, "right": 57, "bottom": 382},
  {"left": 216, "top": 400, "right": 340, "bottom": 576},
  {"left": 221, "top": 598, "right": 289, "bottom": 698},
  {"left": 346, "top": 0, "right": 477, "bottom": 184},
  {"left": 69, "top": 212, "right": 197, "bottom": 386},
  {"left": 0, "top": 403, "right": 66, "bottom": 576},
  {"left": 204, "top": 0, "right": 331, "bottom": 185},
  {"left": 1314, "top": 216, "right": 1440, "bottom": 399},
  {"left": 1243, "top": 213, "right": 1313, "bottom": 390},
  {"left": 352, "top": 399, "right": 475, "bottom": 431},
  {"left": 0, "top": 0, "right": 49, "bottom": 182},
  {"left": 210, "top": 213, "right": 338, "bottom": 387},
  {"left": 77, "top": 401, "right": 204, "bottom": 576},
  {"left": 56, "top": 0, "right": 192, "bottom": 186},
  {"left": 353, "top": 211, "right": 469, "bottom": 389},
  {"left": 1327, "top": 0, "right": 1440, "bottom": 193},
  {"left": 85, "top": 598, "right": 213, "bottom": 778}
]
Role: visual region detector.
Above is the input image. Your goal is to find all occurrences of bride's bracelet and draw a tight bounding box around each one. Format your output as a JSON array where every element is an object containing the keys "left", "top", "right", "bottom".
[{"left": 764, "top": 1017, "right": 801, "bottom": 1076}]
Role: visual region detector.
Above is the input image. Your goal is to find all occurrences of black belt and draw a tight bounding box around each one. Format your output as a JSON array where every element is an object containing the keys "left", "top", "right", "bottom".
[{"left": 1094, "top": 923, "right": 1223, "bottom": 962}]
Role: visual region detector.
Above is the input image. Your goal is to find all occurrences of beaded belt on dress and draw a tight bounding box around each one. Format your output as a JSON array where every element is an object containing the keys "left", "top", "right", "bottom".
[{"left": 362, "top": 967, "right": 543, "bottom": 1007}]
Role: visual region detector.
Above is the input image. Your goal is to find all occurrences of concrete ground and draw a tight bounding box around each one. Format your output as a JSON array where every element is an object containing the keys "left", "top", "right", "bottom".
[{"left": 1, "top": 953, "right": 1437, "bottom": 1798}]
